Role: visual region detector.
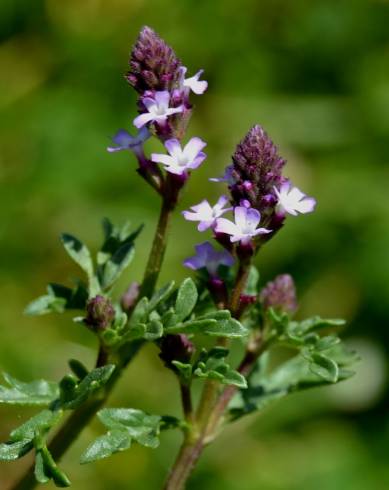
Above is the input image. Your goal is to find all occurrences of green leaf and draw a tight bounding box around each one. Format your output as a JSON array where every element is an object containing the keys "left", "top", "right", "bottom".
[
  {"left": 0, "top": 440, "right": 33, "bottom": 461},
  {"left": 290, "top": 316, "right": 345, "bottom": 336},
  {"left": 34, "top": 452, "right": 50, "bottom": 484},
  {"left": 35, "top": 443, "right": 71, "bottom": 487},
  {"left": 171, "top": 361, "right": 193, "bottom": 382},
  {"left": 129, "top": 297, "right": 149, "bottom": 327},
  {"left": 165, "top": 310, "right": 248, "bottom": 338},
  {"left": 194, "top": 349, "right": 247, "bottom": 388},
  {"left": 81, "top": 408, "right": 162, "bottom": 464},
  {"left": 80, "top": 429, "right": 131, "bottom": 464},
  {"left": 0, "top": 373, "right": 59, "bottom": 405},
  {"left": 10, "top": 410, "right": 63, "bottom": 442},
  {"left": 68, "top": 359, "right": 89, "bottom": 380},
  {"left": 25, "top": 293, "right": 66, "bottom": 316},
  {"left": 148, "top": 281, "right": 175, "bottom": 312},
  {"left": 61, "top": 233, "right": 94, "bottom": 278},
  {"left": 99, "top": 242, "right": 135, "bottom": 290},
  {"left": 309, "top": 353, "right": 339, "bottom": 383},
  {"left": 60, "top": 365, "right": 115, "bottom": 409},
  {"left": 175, "top": 278, "right": 198, "bottom": 321},
  {"left": 25, "top": 283, "right": 88, "bottom": 316},
  {"left": 144, "top": 320, "right": 163, "bottom": 340}
]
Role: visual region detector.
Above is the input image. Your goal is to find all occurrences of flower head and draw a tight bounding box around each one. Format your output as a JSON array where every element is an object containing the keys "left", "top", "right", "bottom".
[
  {"left": 134, "top": 91, "right": 184, "bottom": 129},
  {"left": 126, "top": 26, "right": 182, "bottom": 93},
  {"left": 183, "top": 241, "right": 234, "bottom": 276},
  {"left": 215, "top": 206, "right": 271, "bottom": 245},
  {"left": 259, "top": 274, "right": 297, "bottom": 315},
  {"left": 230, "top": 125, "right": 286, "bottom": 223},
  {"left": 182, "top": 195, "right": 231, "bottom": 231},
  {"left": 151, "top": 137, "right": 206, "bottom": 175},
  {"left": 85, "top": 295, "right": 115, "bottom": 331},
  {"left": 107, "top": 127, "right": 150, "bottom": 156},
  {"left": 274, "top": 181, "right": 316, "bottom": 216},
  {"left": 179, "top": 66, "right": 208, "bottom": 95}
]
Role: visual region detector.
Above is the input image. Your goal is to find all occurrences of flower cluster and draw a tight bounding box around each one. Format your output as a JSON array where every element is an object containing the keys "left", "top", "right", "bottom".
[
  {"left": 182, "top": 124, "right": 316, "bottom": 272},
  {"left": 108, "top": 26, "right": 208, "bottom": 196}
]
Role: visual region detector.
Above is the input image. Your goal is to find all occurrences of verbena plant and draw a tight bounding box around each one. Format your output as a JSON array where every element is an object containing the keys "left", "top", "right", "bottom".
[{"left": 0, "top": 27, "right": 358, "bottom": 490}]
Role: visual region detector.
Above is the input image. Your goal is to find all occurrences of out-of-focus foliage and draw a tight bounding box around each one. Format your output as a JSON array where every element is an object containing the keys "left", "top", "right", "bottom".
[{"left": 0, "top": 0, "right": 388, "bottom": 488}]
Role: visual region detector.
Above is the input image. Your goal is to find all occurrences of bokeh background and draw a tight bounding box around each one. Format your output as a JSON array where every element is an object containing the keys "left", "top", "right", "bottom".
[{"left": 1, "top": 0, "right": 389, "bottom": 488}]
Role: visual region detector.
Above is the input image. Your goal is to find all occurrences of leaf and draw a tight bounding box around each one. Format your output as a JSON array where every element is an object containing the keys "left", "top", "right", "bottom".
[
  {"left": 144, "top": 320, "right": 163, "bottom": 340},
  {"left": 60, "top": 365, "right": 115, "bottom": 409},
  {"left": 25, "top": 293, "right": 66, "bottom": 316},
  {"left": 10, "top": 410, "right": 63, "bottom": 442},
  {"left": 194, "top": 349, "right": 247, "bottom": 388},
  {"left": 0, "top": 373, "right": 59, "bottom": 405},
  {"left": 25, "top": 283, "right": 88, "bottom": 316},
  {"left": 99, "top": 242, "right": 135, "bottom": 290},
  {"left": 68, "top": 359, "right": 89, "bottom": 380},
  {"left": 0, "top": 440, "right": 33, "bottom": 461},
  {"left": 61, "top": 233, "right": 94, "bottom": 278},
  {"left": 35, "top": 443, "right": 71, "bottom": 487},
  {"left": 290, "top": 316, "right": 345, "bottom": 336},
  {"left": 80, "top": 429, "right": 132, "bottom": 464},
  {"left": 175, "top": 278, "right": 198, "bottom": 321},
  {"left": 81, "top": 408, "right": 162, "bottom": 464},
  {"left": 129, "top": 297, "right": 149, "bottom": 326},
  {"left": 34, "top": 451, "right": 50, "bottom": 484},
  {"left": 148, "top": 281, "right": 175, "bottom": 312},
  {"left": 165, "top": 310, "right": 248, "bottom": 338},
  {"left": 171, "top": 361, "right": 193, "bottom": 382},
  {"left": 309, "top": 353, "right": 339, "bottom": 383}
]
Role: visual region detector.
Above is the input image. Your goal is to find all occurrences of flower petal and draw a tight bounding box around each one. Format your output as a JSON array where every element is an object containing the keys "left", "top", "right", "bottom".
[
  {"left": 215, "top": 217, "right": 239, "bottom": 236},
  {"left": 245, "top": 208, "right": 261, "bottom": 229},
  {"left": 184, "top": 137, "right": 207, "bottom": 161},
  {"left": 154, "top": 90, "right": 170, "bottom": 107},
  {"left": 165, "top": 139, "right": 182, "bottom": 158},
  {"left": 151, "top": 153, "right": 175, "bottom": 166},
  {"left": 133, "top": 113, "right": 155, "bottom": 128},
  {"left": 295, "top": 197, "right": 316, "bottom": 214}
]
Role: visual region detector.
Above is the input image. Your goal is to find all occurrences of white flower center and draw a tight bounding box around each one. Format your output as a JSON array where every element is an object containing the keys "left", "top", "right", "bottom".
[{"left": 154, "top": 104, "right": 167, "bottom": 116}]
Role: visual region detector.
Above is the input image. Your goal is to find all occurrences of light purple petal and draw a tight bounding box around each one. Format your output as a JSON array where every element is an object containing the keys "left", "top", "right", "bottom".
[
  {"left": 165, "top": 138, "right": 182, "bottom": 158},
  {"left": 295, "top": 197, "right": 316, "bottom": 214},
  {"left": 215, "top": 217, "right": 239, "bottom": 236},
  {"left": 184, "top": 70, "right": 208, "bottom": 95},
  {"left": 133, "top": 113, "right": 155, "bottom": 128},
  {"left": 142, "top": 97, "right": 157, "bottom": 111},
  {"left": 184, "top": 137, "right": 207, "bottom": 161},
  {"left": 151, "top": 153, "right": 175, "bottom": 166},
  {"left": 234, "top": 207, "right": 248, "bottom": 229},
  {"left": 182, "top": 210, "right": 202, "bottom": 222},
  {"left": 166, "top": 106, "right": 184, "bottom": 117},
  {"left": 188, "top": 152, "right": 207, "bottom": 170},
  {"left": 245, "top": 208, "right": 261, "bottom": 229},
  {"left": 154, "top": 90, "right": 170, "bottom": 107},
  {"left": 197, "top": 220, "right": 212, "bottom": 232}
]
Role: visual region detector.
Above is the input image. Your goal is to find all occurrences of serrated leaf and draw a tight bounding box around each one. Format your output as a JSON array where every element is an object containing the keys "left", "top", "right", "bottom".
[
  {"left": 194, "top": 350, "right": 247, "bottom": 388},
  {"left": 10, "top": 410, "right": 63, "bottom": 442},
  {"left": 309, "top": 353, "right": 339, "bottom": 383},
  {"left": 80, "top": 429, "right": 132, "bottom": 464},
  {"left": 82, "top": 408, "right": 162, "bottom": 464},
  {"left": 61, "top": 233, "right": 94, "bottom": 277},
  {"left": 175, "top": 278, "right": 198, "bottom": 321},
  {"left": 60, "top": 365, "right": 115, "bottom": 409},
  {"left": 0, "top": 440, "right": 33, "bottom": 461},
  {"left": 0, "top": 373, "right": 59, "bottom": 406}
]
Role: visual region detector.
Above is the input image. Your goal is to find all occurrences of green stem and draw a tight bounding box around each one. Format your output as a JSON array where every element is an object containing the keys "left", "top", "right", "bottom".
[{"left": 140, "top": 197, "right": 173, "bottom": 298}]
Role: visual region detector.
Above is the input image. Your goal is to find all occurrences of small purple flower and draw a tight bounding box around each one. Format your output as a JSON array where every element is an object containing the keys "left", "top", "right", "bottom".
[
  {"left": 183, "top": 241, "right": 234, "bottom": 276},
  {"left": 209, "top": 165, "right": 235, "bottom": 184},
  {"left": 151, "top": 137, "right": 206, "bottom": 175},
  {"left": 133, "top": 91, "right": 184, "bottom": 129},
  {"left": 182, "top": 195, "right": 232, "bottom": 231},
  {"left": 179, "top": 66, "right": 208, "bottom": 95},
  {"left": 107, "top": 127, "right": 150, "bottom": 156},
  {"left": 215, "top": 206, "right": 271, "bottom": 245},
  {"left": 274, "top": 181, "right": 316, "bottom": 216}
]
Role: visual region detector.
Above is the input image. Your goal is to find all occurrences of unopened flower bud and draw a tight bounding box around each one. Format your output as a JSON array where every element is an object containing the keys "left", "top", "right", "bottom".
[
  {"left": 159, "top": 334, "right": 195, "bottom": 370},
  {"left": 121, "top": 282, "right": 140, "bottom": 312},
  {"left": 259, "top": 274, "right": 297, "bottom": 315},
  {"left": 85, "top": 295, "right": 115, "bottom": 331}
]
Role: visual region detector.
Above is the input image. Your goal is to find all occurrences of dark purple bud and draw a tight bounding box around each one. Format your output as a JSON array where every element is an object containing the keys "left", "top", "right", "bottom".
[
  {"left": 208, "top": 277, "right": 229, "bottom": 308},
  {"left": 236, "top": 294, "right": 257, "bottom": 318},
  {"left": 121, "top": 282, "right": 140, "bottom": 312},
  {"left": 159, "top": 334, "right": 195, "bottom": 370},
  {"left": 126, "top": 26, "right": 182, "bottom": 93},
  {"left": 259, "top": 274, "right": 297, "bottom": 315},
  {"left": 85, "top": 295, "right": 115, "bottom": 331},
  {"left": 230, "top": 125, "right": 286, "bottom": 228}
]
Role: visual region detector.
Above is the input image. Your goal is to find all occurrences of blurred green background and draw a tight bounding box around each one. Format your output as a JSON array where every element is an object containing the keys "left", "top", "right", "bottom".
[{"left": 1, "top": 0, "right": 389, "bottom": 488}]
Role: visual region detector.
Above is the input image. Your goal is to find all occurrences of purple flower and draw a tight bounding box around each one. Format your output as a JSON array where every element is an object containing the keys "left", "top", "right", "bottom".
[
  {"left": 151, "top": 137, "right": 206, "bottom": 175},
  {"left": 107, "top": 127, "right": 150, "bottom": 156},
  {"left": 230, "top": 125, "right": 286, "bottom": 225},
  {"left": 274, "top": 181, "right": 316, "bottom": 216},
  {"left": 215, "top": 206, "right": 271, "bottom": 245},
  {"left": 209, "top": 165, "right": 235, "bottom": 184},
  {"left": 259, "top": 274, "right": 297, "bottom": 315},
  {"left": 133, "top": 91, "right": 184, "bottom": 129},
  {"left": 183, "top": 241, "right": 234, "bottom": 276},
  {"left": 182, "top": 195, "right": 232, "bottom": 231},
  {"left": 179, "top": 66, "right": 208, "bottom": 95},
  {"left": 126, "top": 26, "right": 182, "bottom": 93}
]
